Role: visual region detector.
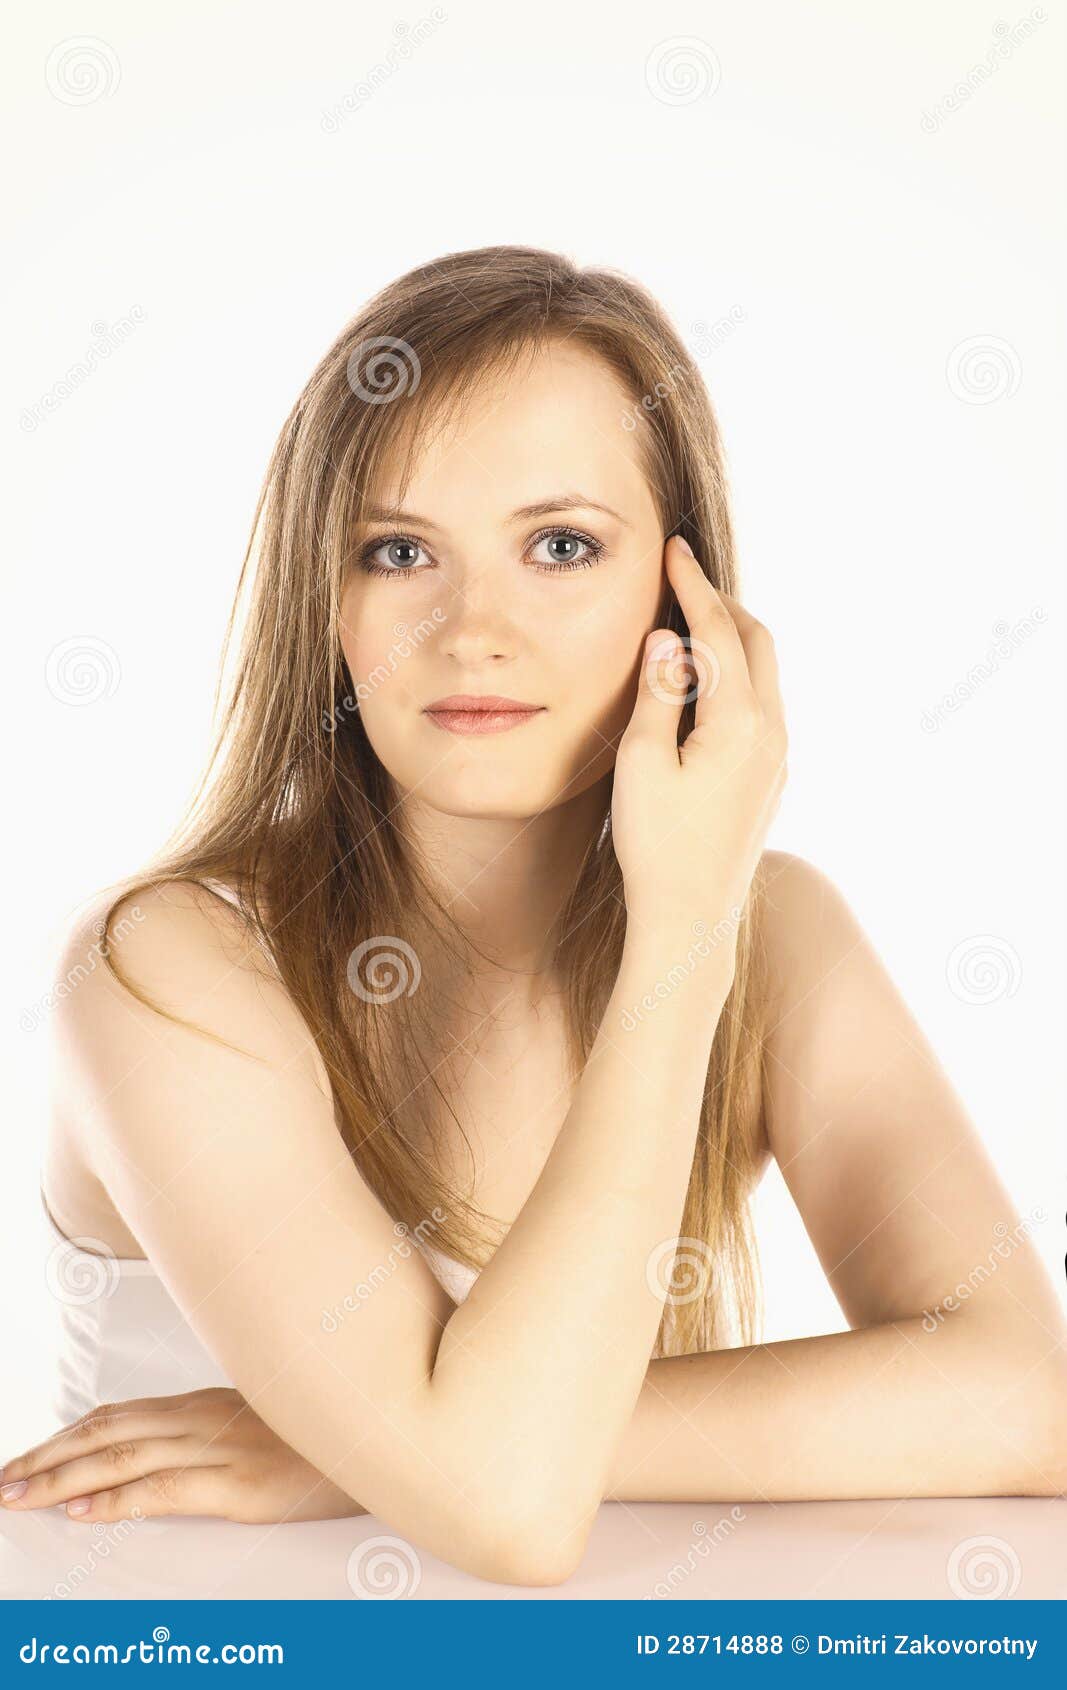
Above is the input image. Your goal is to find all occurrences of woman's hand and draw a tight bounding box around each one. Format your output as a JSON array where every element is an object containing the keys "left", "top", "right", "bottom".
[
  {"left": 0, "top": 1388, "right": 365, "bottom": 1525},
  {"left": 611, "top": 534, "right": 788, "bottom": 939}
]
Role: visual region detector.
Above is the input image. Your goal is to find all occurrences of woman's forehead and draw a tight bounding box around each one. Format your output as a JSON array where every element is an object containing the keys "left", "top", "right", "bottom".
[{"left": 363, "top": 347, "right": 652, "bottom": 522}]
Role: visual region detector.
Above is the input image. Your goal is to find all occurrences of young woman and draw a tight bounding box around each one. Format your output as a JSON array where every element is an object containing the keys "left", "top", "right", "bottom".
[{"left": 5, "top": 246, "right": 1065, "bottom": 1586}]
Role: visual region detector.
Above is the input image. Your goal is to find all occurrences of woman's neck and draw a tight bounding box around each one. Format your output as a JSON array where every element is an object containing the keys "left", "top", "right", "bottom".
[{"left": 395, "top": 773, "right": 611, "bottom": 1006}]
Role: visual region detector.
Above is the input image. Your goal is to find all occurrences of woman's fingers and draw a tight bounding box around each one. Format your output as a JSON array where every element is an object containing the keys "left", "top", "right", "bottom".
[
  {"left": 0, "top": 1391, "right": 249, "bottom": 1514},
  {"left": 1, "top": 1403, "right": 203, "bottom": 1487},
  {"left": 0, "top": 1436, "right": 214, "bottom": 1513},
  {"left": 714, "top": 587, "right": 785, "bottom": 723},
  {"left": 623, "top": 627, "right": 692, "bottom": 757},
  {"left": 664, "top": 537, "right": 784, "bottom": 727},
  {"left": 663, "top": 536, "right": 751, "bottom": 727},
  {"left": 62, "top": 1467, "right": 224, "bottom": 1524}
]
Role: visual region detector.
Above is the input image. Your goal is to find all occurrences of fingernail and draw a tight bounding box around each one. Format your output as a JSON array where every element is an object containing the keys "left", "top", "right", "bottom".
[
  {"left": 647, "top": 633, "right": 679, "bottom": 659},
  {"left": 674, "top": 535, "right": 694, "bottom": 557},
  {"left": 1, "top": 1480, "right": 28, "bottom": 1501},
  {"left": 66, "top": 1497, "right": 91, "bottom": 1516}
]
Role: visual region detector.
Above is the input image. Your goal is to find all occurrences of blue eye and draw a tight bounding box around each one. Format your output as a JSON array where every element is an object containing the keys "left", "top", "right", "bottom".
[
  {"left": 359, "top": 535, "right": 428, "bottom": 578},
  {"left": 356, "top": 525, "right": 606, "bottom": 580},
  {"left": 527, "top": 528, "right": 605, "bottom": 573}
]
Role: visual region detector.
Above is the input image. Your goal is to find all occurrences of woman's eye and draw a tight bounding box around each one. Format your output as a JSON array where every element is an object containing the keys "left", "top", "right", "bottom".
[
  {"left": 357, "top": 526, "right": 605, "bottom": 579},
  {"left": 528, "top": 528, "right": 605, "bottom": 573},
  {"left": 359, "top": 536, "right": 430, "bottom": 578}
]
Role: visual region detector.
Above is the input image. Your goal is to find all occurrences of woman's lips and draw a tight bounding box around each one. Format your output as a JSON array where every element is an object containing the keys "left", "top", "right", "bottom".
[{"left": 423, "top": 706, "right": 547, "bottom": 736}]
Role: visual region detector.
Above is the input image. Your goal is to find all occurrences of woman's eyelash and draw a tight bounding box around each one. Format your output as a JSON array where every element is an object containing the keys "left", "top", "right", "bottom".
[{"left": 356, "top": 526, "right": 606, "bottom": 579}]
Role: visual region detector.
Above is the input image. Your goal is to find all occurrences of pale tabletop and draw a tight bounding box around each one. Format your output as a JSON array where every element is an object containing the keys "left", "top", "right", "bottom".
[{"left": 1, "top": 1496, "right": 1064, "bottom": 1602}]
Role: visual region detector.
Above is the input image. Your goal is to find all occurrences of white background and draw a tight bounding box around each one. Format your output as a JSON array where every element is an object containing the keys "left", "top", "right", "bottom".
[{"left": 4, "top": 0, "right": 1064, "bottom": 1451}]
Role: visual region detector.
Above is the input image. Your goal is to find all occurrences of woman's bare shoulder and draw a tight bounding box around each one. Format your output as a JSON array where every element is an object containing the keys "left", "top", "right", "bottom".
[
  {"left": 50, "top": 879, "right": 334, "bottom": 1167},
  {"left": 752, "top": 848, "right": 852, "bottom": 996}
]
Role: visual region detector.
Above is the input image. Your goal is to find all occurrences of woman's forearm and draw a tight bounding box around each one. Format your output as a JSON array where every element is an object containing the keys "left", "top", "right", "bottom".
[
  {"left": 605, "top": 1309, "right": 1067, "bottom": 1503},
  {"left": 430, "top": 919, "right": 735, "bottom": 1566}
]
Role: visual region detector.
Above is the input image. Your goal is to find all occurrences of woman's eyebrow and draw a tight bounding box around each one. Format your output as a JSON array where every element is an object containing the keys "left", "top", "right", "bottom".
[
  {"left": 509, "top": 494, "right": 631, "bottom": 528},
  {"left": 360, "top": 494, "right": 631, "bottom": 530}
]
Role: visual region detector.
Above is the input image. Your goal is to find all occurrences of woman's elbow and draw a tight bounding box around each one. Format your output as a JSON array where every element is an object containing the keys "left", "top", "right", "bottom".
[
  {"left": 461, "top": 1493, "right": 593, "bottom": 1587},
  {"left": 1003, "top": 1346, "right": 1067, "bottom": 1497}
]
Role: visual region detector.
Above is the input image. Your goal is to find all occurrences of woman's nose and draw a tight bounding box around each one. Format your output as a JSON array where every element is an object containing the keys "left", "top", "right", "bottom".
[{"left": 435, "top": 565, "right": 519, "bottom": 663}]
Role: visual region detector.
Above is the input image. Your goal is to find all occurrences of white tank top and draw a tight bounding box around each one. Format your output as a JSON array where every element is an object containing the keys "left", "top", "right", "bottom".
[{"left": 40, "top": 878, "right": 478, "bottom": 1427}]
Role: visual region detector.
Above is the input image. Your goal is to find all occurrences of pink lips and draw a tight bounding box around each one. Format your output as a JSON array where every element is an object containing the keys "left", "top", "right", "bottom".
[{"left": 423, "top": 694, "right": 547, "bottom": 736}]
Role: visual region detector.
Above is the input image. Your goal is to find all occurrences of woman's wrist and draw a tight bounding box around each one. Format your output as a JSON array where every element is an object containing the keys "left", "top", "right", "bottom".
[
  {"left": 620, "top": 906, "right": 739, "bottom": 997},
  {"left": 613, "top": 918, "right": 736, "bottom": 1040}
]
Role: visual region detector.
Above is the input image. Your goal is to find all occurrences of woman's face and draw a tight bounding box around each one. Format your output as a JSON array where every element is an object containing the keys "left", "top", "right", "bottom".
[{"left": 338, "top": 340, "right": 669, "bottom": 821}]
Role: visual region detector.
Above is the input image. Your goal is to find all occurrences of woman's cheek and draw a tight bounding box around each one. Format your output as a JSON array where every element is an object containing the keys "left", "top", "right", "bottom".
[{"left": 575, "top": 629, "right": 646, "bottom": 739}]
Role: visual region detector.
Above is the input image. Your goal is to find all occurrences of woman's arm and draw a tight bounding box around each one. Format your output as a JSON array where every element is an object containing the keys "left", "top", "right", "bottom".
[
  {"left": 46, "top": 882, "right": 725, "bottom": 1583},
  {"left": 13, "top": 854, "right": 1061, "bottom": 1530},
  {"left": 608, "top": 850, "right": 1067, "bottom": 1502},
  {"left": 42, "top": 544, "right": 784, "bottom": 1585},
  {"left": 608, "top": 1312, "right": 1066, "bottom": 1503}
]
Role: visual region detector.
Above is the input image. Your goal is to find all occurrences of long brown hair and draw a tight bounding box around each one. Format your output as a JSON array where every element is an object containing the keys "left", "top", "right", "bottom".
[{"left": 95, "top": 245, "right": 769, "bottom": 1356}]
